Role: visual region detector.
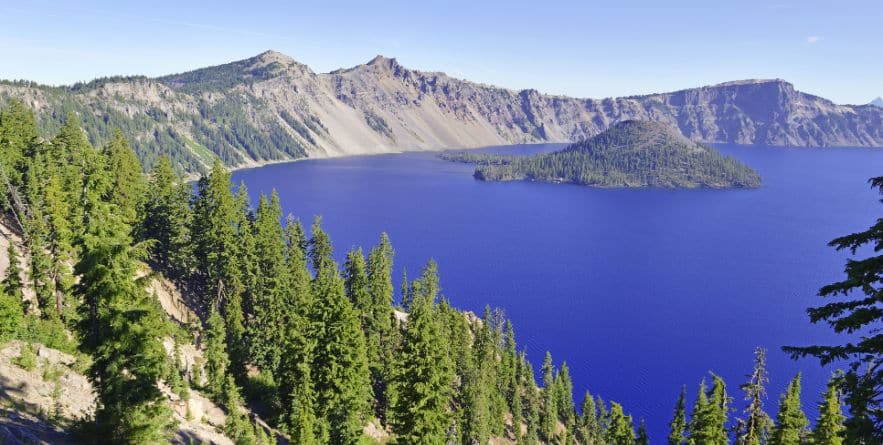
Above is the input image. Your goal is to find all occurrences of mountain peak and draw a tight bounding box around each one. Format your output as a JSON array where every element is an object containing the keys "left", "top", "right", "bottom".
[
  {"left": 871, "top": 97, "right": 883, "bottom": 108},
  {"left": 365, "top": 55, "right": 403, "bottom": 72}
]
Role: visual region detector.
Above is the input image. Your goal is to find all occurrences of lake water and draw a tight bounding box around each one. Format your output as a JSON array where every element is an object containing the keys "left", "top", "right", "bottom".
[{"left": 232, "top": 143, "right": 883, "bottom": 440}]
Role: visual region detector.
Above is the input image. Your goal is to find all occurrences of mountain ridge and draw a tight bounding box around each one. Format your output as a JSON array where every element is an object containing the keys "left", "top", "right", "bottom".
[{"left": 1, "top": 50, "right": 881, "bottom": 173}]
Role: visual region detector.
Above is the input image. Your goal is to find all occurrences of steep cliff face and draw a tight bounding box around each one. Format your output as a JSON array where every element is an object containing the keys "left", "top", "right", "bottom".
[{"left": 1, "top": 50, "right": 881, "bottom": 173}]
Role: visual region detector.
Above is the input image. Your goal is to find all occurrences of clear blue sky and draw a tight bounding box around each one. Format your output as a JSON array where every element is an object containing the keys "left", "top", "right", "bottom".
[{"left": 1, "top": 0, "right": 880, "bottom": 104}]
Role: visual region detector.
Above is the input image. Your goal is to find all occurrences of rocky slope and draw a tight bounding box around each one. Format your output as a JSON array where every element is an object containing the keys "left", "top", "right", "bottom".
[{"left": 1, "top": 50, "right": 881, "bottom": 173}]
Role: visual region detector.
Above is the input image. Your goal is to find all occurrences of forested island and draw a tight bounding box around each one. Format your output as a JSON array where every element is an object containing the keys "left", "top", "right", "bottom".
[
  {"left": 0, "top": 100, "right": 879, "bottom": 444},
  {"left": 442, "top": 121, "right": 762, "bottom": 188}
]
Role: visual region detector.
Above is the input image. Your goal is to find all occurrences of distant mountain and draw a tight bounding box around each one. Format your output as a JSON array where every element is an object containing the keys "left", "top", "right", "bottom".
[
  {"left": 1, "top": 50, "right": 881, "bottom": 173},
  {"left": 871, "top": 97, "right": 883, "bottom": 108},
  {"left": 443, "top": 120, "right": 761, "bottom": 188}
]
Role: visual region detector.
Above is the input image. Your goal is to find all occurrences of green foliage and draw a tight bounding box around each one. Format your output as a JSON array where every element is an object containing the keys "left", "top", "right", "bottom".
[
  {"left": 736, "top": 348, "right": 773, "bottom": 445},
  {"left": 0, "top": 290, "right": 23, "bottom": 342},
  {"left": 14, "top": 342, "right": 37, "bottom": 371},
  {"left": 388, "top": 261, "right": 453, "bottom": 445},
  {"left": 309, "top": 218, "right": 372, "bottom": 444},
  {"left": 74, "top": 191, "right": 175, "bottom": 443},
  {"left": 667, "top": 386, "right": 688, "bottom": 445},
  {"left": 606, "top": 402, "right": 635, "bottom": 445},
  {"left": 783, "top": 176, "right": 883, "bottom": 444},
  {"left": 3, "top": 243, "right": 24, "bottom": 301},
  {"left": 540, "top": 351, "right": 558, "bottom": 442},
  {"left": 137, "top": 156, "right": 192, "bottom": 276},
  {"left": 813, "top": 375, "right": 845, "bottom": 445},
  {"left": 769, "top": 374, "right": 809, "bottom": 445},
  {"left": 204, "top": 308, "right": 231, "bottom": 401},
  {"left": 688, "top": 375, "right": 730, "bottom": 445},
  {"left": 444, "top": 120, "right": 761, "bottom": 188}
]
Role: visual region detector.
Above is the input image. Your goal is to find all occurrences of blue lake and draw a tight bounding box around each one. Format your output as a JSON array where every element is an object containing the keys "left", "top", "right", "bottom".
[{"left": 232, "top": 143, "right": 883, "bottom": 440}]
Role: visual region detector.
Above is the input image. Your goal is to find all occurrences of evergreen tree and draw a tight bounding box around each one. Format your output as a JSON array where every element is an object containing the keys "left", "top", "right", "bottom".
[
  {"left": 555, "top": 362, "right": 576, "bottom": 430},
  {"left": 578, "top": 391, "right": 600, "bottom": 445},
  {"left": 365, "top": 233, "right": 395, "bottom": 416},
  {"left": 812, "top": 376, "right": 845, "bottom": 445},
  {"left": 607, "top": 402, "right": 635, "bottom": 445},
  {"left": 736, "top": 347, "right": 773, "bottom": 445},
  {"left": 783, "top": 176, "right": 883, "bottom": 444},
  {"left": 222, "top": 374, "right": 258, "bottom": 445},
  {"left": 101, "top": 129, "right": 146, "bottom": 225},
  {"left": 512, "top": 373, "right": 524, "bottom": 445},
  {"left": 3, "top": 242, "right": 24, "bottom": 302},
  {"left": 74, "top": 198, "right": 175, "bottom": 443},
  {"left": 541, "top": 351, "right": 558, "bottom": 442},
  {"left": 769, "top": 374, "right": 809, "bottom": 445},
  {"left": 0, "top": 99, "right": 38, "bottom": 188},
  {"left": 137, "top": 156, "right": 192, "bottom": 276},
  {"left": 204, "top": 307, "right": 231, "bottom": 401},
  {"left": 668, "top": 386, "right": 688, "bottom": 445},
  {"left": 309, "top": 218, "right": 372, "bottom": 444},
  {"left": 0, "top": 289, "right": 23, "bottom": 342},
  {"left": 388, "top": 260, "right": 454, "bottom": 445},
  {"left": 250, "top": 192, "right": 289, "bottom": 373},
  {"left": 687, "top": 375, "right": 730, "bottom": 445}
]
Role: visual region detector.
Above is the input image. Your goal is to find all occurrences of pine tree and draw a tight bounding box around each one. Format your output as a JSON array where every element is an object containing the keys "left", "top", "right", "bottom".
[
  {"left": 555, "top": 362, "right": 576, "bottom": 431},
  {"left": 594, "top": 396, "right": 608, "bottom": 439},
  {"left": 137, "top": 156, "right": 192, "bottom": 276},
  {"left": 0, "top": 289, "right": 23, "bottom": 342},
  {"left": 0, "top": 99, "right": 39, "bottom": 188},
  {"left": 309, "top": 218, "right": 372, "bottom": 444},
  {"left": 783, "top": 176, "right": 883, "bottom": 444},
  {"left": 191, "top": 159, "right": 242, "bottom": 310},
  {"left": 606, "top": 402, "right": 635, "bottom": 445},
  {"left": 668, "top": 386, "right": 688, "bottom": 445},
  {"left": 578, "top": 391, "right": 600, "bottom": 445},
  {"left": 222, "top": 374, "right": 258, "bottom": 445},
  {"left": 277, "top": 216, "right": 319, "bottom": 434},
  {"left": 250, "top": 192, "right": 289, "bottom": 373},
  {"left": 74, "top": 198, "right": 175, "bottom": 443},
  {"left": 736, "top": 348, "right": 772, "bottom": 445},
  {"left": 812, "top": 376, "right": 845, "bottom": 445},
  {"left": 512, "top": 373, "right": 524, "bottom": 445},
  {"left": 365, "top": 233, "right": 395, "bottom": 416},
  {"left": 388, "top": 260, "right": 454, "bottom": 445},
  {"left": 204, "top": 307, "right": 231, "bottom": 400},
  {"left": 101, "top": 129, "right": 146, "bottom": 225},
  {"left": 769, "top": 374, "right": 809, "bottom": 445},
  {"left": 541, "top": 351, "right": 558, "bottom": 442},
  {"left": 3, "top": 242, "right": 24, "bottom": 301},
  {"left": 287, "top": 358, "right": 323, "bottom": 445}
]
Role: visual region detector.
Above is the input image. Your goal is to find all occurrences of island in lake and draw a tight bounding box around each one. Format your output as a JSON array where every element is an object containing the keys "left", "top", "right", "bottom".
[{"left": 442, "top": 120, "right": 762, "bottom": 188}]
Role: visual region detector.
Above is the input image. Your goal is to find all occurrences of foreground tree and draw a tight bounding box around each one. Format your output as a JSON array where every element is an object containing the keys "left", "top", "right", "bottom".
[
  {"left": 813, "top": 375, "right": 845, "bottom": 445},
  {"left": 667, "top": 386, "right": 688, "bottom": 445},
  {"left": 769, "top": 374, "right": 809, "bottom": 445},
  {"left": 783, "top": 176, "right": 883, "bottom": 444},
  {"left": 388, "top": 261, "right": 453, "bottom": 444},
  {"left": 75, "top": 198, "right": 175, "bottom": 443},
  {"left": 736, "top": 348, "right": 772, "bottom": 445}
]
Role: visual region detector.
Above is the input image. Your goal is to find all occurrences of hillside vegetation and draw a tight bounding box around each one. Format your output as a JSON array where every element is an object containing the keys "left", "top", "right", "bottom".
[
  {"left": 444, "top": 121, "right": 762, "bottom": 188},
  {"left": 0, "top": 100, "right": 879, "bottom": 444}
]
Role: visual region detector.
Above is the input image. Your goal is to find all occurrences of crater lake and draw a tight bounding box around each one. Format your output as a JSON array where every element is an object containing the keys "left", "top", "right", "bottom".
[{"left": 231, "top": 143, "right": 883, "bottom": 440}]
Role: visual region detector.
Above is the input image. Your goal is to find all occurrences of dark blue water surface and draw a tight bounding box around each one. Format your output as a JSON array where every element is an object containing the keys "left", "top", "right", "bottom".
[{"left": 232, "top": 144, "right": 883, "bottom": 440}]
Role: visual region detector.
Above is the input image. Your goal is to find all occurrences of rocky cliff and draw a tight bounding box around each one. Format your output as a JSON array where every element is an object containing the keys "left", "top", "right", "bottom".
[{"left": 1, "top": 50, "right": 881, "bottom": 173}]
